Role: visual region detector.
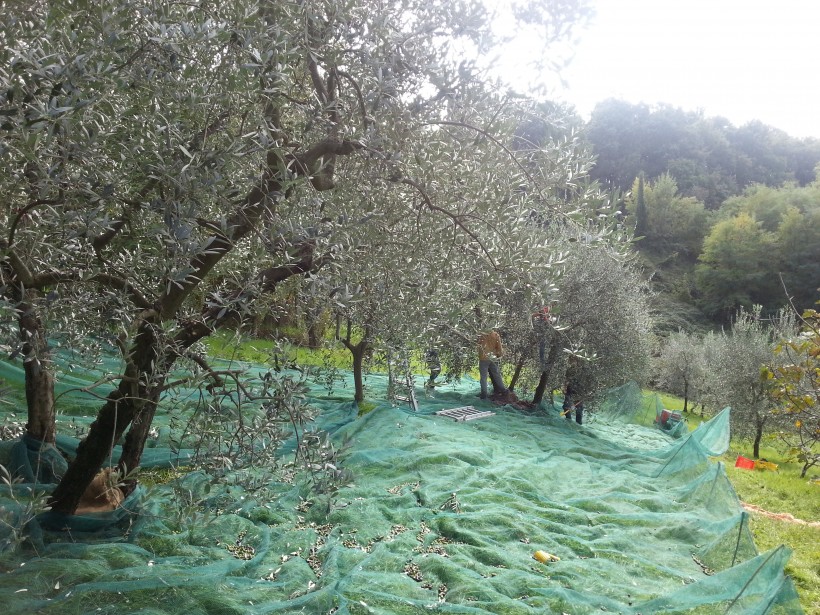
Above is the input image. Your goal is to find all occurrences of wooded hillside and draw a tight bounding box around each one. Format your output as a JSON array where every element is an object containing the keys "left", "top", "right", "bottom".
[{"left": 585, "top": 100, "right": 820, "bottom": 328}]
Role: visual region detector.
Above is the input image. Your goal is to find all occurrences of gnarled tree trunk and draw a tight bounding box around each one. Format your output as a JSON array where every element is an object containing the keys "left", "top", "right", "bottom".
[
  {"left": 49, "top": 320, "right": 164, "bottom": 513},
  {"left": 532, "top": 335, "right": 561, "bottom": 406},
  {"left": 507, "top": 357, "right": 525, "bottom": 392},
  {"left": 19, "top": 299, "right": 56, "bottom": 444},
  {"left": 342, "top": 338, "right": 370, "bottom": 403},
  {"left": 49, "top": 244, "right": 330, "bottom": 514},
  {"left": 753, "top": 418, "right": 765, "bottom": 459}
]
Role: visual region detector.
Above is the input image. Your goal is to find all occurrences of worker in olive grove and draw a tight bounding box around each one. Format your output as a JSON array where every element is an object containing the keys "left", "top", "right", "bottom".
[
  {"left": 562, "top": 357, "right": 585, "bottom": 425},
  {"left": 477, "top": 329, "right": 509, "bottom": 399}
]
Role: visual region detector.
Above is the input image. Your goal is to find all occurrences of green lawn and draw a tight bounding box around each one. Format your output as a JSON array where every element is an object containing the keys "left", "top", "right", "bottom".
[{"left": 724, "top": 458, "right": 820, "bottom": 614}]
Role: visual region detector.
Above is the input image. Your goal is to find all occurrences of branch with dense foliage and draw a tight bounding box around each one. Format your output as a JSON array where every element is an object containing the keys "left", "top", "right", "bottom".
[
  {"left": 1, "top": 0, "right": 598, "bottom": 516},
  {"left": 763, "top": 307, "right": 820, "bottom": 477}
]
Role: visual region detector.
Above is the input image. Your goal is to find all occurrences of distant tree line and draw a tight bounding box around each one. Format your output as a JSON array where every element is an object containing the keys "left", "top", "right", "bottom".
[
  {"left": 587, "top": 99, "right": 820, "bottom": 209},
  {"left": 588, "top": 100, "right": 820, "bottom": 325}
]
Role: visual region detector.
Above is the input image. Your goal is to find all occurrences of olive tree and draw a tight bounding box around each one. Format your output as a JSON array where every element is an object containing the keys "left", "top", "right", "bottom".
[
  {"left": 0, "top": 0, "right": 594, "bottom": 514},
  {"left": 511, "top": 227, "right": 654, "bottom": 406},
  {"left": 293, "top": 97, "right": 609, "bottom": 403},
  {"left": 702, "top": 306, "right": 796, "bottom": 458},
  {"left": 654, "top": 330, "right": 707, "bottom": 414},
  {"left": 763, "top": 307, "right": 820, "bottom": 478}
]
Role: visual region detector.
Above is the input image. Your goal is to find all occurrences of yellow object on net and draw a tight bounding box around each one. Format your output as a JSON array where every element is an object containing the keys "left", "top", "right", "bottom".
[{"left": 533, "top": 550, "right": 560, "bottom": 563}]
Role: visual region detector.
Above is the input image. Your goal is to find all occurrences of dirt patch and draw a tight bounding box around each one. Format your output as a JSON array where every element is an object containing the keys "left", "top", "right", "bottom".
[
  {"left": 75, "top": 468, "right": 125, "bottom": 514},
  {"left": 490, "top": 390, "right": 537, "bottom": 411},
  {"left": 741, "top": 502, "right": 820, "bottom": 527}
]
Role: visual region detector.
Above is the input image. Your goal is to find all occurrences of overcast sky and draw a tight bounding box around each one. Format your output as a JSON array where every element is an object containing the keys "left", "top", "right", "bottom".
[{"left": 495, "top": 0, "right": 820, "bottom": 139}]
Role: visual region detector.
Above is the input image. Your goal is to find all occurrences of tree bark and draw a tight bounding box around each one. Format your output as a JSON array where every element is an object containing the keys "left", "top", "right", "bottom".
[
  {"left": 49, "top": 388, "right": 136, "bottom": 513},
  {"left": 343, "top": 340, "right": 369, "bottom": 403},
  {"left": 532, "top": 336, "right": 561, "bottom": 406},
  {"left": 507, "top": 357, "right": 525, "bottom": 392},
  {"left": 118, "top": 401, "right": 160, "bottom": 476},
  {"left": 19, "top": 300, "right": 56, "bottom": 444},
  {"left": 753, "top": 420, "right": 764, "bottom": 459},
  {"left": 352, "top": 345, "right": 366, "bottom": 403},
  {"left": 533, "top": 372, "right": 549, "bottom": 406},
  {"left": 306, "top": 309, "right": 325, "bottom": 348},
  {"left": 48, "top": 320, "right": 163, "bottom": 513}
]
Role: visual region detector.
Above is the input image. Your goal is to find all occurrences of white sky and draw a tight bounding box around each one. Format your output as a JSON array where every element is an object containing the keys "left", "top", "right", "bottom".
[{"left": 493, "top": 0, "right": 820, "bottom": 139}]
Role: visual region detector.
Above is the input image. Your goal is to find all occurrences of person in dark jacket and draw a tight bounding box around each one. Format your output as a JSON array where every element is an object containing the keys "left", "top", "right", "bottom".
[
  {"left": 562, "top": 358, "right": 585, "bottom": 424},
  {"left": 424, "top": 348, "right": 441, "bottom": 388}
]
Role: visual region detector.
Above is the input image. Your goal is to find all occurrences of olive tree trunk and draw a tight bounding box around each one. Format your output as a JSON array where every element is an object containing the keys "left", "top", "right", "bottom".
[
  {"left": 532, "top": 336, "right": 561, "bottom": 406},
  {"left": 342, "top": 338, "right": 370, "bottom": 403},
  {"left": 49, "top": 321, "right": 164, "bottom": 513},
  {"left": 19, "top": 299, "right": 56, "bottom": 444}
]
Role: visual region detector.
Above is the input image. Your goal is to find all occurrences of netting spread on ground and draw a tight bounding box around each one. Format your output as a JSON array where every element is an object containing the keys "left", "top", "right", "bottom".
[{"left": 0, "top": 363, "right": 804, "bottom": 614}]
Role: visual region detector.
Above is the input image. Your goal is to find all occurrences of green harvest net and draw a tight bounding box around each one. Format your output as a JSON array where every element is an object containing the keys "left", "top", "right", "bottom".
[{"left": 0, "top": 353, "right": 804, "bottom": 615}]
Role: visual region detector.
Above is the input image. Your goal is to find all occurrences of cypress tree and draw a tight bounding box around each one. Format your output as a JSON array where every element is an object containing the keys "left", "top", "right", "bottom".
[{"left": 635, "top": 173, "right": 648, "bottom": 239}]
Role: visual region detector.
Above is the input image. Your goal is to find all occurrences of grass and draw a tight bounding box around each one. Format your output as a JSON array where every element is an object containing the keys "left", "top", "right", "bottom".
[
  {"left": 205, "top": 331, "right": 460, "bottom": 378},
  {"left": 205, "top": 331, "right": 350, "bottom": 368},
  {"left": 648, "top": 389, "right": 819, "bottom": 612},
  {"left": 718, "top": 444, "right": 820, "bottom": 613},
  {"left": 744, "top": 515, "right": 820, "bottom": 613},
  {"left": 650, "top": 391, "right": 820, "bottom": 614}
]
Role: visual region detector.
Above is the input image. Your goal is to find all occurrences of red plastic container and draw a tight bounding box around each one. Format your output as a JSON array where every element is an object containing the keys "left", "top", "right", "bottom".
[{"left": 735, "top": 455, "right": 755, "bottom": 470}]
